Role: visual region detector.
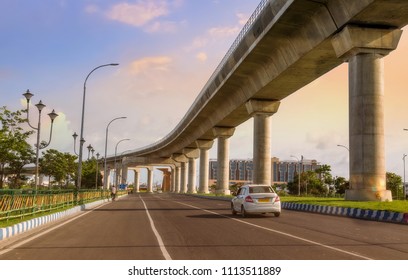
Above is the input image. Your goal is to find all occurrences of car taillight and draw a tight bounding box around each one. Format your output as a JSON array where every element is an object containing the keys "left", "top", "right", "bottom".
[
  {"left": 275, "top": 196, "right": 280, "bottom": 202},
  {"left": 245, "top": 196, "right": 254, "bottom": 203}
]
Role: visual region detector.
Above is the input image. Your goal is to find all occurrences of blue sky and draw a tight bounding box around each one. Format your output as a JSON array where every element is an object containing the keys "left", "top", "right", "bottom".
[{"left": 1, "top": 0, "right": 408, "bottom": 184}]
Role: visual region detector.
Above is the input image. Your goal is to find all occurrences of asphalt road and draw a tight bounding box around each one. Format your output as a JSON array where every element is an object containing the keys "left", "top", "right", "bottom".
[{"left": 1, "top": 193, "right": 407, "bottom": 260}]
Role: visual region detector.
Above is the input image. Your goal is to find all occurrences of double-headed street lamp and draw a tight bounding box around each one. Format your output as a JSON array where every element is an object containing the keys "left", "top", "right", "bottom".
[
  {"left": 104, "top": 117, "right": 127, "bottom": 189},
  {"left": 87, "top": 144, "right": 94, "bottom": 160},
  {"left": 77, "top": 63, "right": 119, "bottom": 191},
  {"left": 23, "top": 90, "right": 58, "bottom": 191}
]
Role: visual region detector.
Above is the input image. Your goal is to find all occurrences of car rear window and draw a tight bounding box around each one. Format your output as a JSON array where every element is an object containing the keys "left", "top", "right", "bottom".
[{"left": 249, "top": 186, "right": 273, "bottom": 193}]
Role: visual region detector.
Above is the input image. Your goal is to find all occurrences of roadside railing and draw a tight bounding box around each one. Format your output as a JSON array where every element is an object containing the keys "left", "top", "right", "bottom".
[{"left": 0, "top": 189, "right": 125, "bottom": 222}]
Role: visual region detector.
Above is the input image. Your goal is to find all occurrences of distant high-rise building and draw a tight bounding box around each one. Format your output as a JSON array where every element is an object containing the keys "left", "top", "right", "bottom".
[{"left": 209, "top": 157, "right": 321, "bottom": 185}]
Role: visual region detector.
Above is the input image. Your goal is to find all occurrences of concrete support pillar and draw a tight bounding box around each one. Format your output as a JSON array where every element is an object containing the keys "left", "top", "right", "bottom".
[
  {"left": 147, "top": 167, "right": 154, "bottom": 193},
  {"left": 175, "top": 166, "right": 181, "bottom": 193},
  {"left": 246, "top": 99, "right": 280, "bottom": 185},
  {"left": 173, "top": 153, "right": 188, "bottom": 193},
  {"left": 213, "top": 127, "right": 235, "bottom": 195},
  {"left": 158, "top": 168, "right": 171, "bottom": 192},
  {"left": 170, "top": 166, "right": 176, "bottom": 192},
  {"left": 102, "top": 168, "right": 111, "bottom": 189},
  {"left": 332, "top": 26, "right": 402, "bottom": 201},
  {"left": 121, "top": 164, "right": 128, "bottom": 185},
  {"left": 188, "top": 158, "right": 196, "bottom": 193},
  {"left": 196, "top": 140, "right": 214, "bottom": 193},
  {"left": 133, "top": 169, "right": 140, "bottom": 192},
  {"left": 107, "top": 168, "right": 112, "bottom": 188},
  {"left": 184, "top": 148, "right": 200, "bottom": 194},
  {"left": 115, "top": 165, "right": 121, "bottom": 187},
  {"left": 180, "top": 161, "right": 188, "bottom": 193}
]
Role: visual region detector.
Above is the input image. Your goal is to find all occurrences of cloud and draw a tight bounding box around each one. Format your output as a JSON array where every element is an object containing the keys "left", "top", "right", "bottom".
[
  {"left": 85, "top": 4, "right": 99, "bottom": 14},
  {"left": 185, "top": 12, "right": 247, "bottom": 52},
  {"left": 196, "top": 52, "right": 207, "bottom": 62},
  {"left": 208, "top": 26, "right": 240, "bottom": 38},
  {"left": 236, "top": 13, "right": 249, "bottom": 26},
  {"left": 129, "top": 56, "right": 173, "bottom": 75},
  {"left": 106, "top": 1, "right": 169, "bottom": 27},
  {"left": 144, "top": 20, "right": 178, "bottom": 33}
]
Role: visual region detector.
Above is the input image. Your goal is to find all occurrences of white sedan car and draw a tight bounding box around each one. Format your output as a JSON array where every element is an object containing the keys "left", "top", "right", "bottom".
[{"left": 231, "top": 184, "right": 281, "bottom": 217}]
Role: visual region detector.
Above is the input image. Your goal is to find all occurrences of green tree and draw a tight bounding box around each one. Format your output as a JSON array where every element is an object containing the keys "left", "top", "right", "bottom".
[
  {"left": 315, "top": 164, "right": 333, "bottom": 186},
  {"left": 40, "top": 149, "right": 77, "bottom": 188},
  {"left": 386, "top": 172, "right": 402, "bottom": 199},
  {"left": 333, "top": 176, "right": 349, "bottom": 195},
  {"left": 0, "top": 106, "right": 34, "bottom": 188},
  {"left": 80, "top": 160, "right": 102, "bottom": 189}
]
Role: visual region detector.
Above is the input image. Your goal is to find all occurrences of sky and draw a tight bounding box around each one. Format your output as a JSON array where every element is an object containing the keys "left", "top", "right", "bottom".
[{"left": 1, "top": 0, "right": 408, "bottom": 184}]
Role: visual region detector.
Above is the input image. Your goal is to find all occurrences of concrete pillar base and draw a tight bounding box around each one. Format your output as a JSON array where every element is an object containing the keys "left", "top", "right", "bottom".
[
  {"left": 345, "top": 189, "right": 392, "bottom": 202},
  {"left": 198, "top": 190, "right": 210, "bottom": 194},
  {"left": 188, "top": 190, "right": 197, "bottom": 194},
  {"left": 216, "top": 189, "right": 231, "bottom": 195}
]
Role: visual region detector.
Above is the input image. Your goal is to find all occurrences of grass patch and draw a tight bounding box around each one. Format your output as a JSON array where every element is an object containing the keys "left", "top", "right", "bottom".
[{"left": 280, "top": 196, "right": 408, "bottom": 213}]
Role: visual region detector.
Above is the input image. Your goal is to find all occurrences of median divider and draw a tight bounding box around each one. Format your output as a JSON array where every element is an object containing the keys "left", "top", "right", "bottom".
[
  {"left": 184, "top": 194, "right": 408, "bottom": 225},
  {"left": 282, "top": 202, "right": 408, "bottom": 225}
]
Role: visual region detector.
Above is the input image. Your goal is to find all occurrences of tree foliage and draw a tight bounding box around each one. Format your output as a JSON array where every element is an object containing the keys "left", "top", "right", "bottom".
[
  {"left": 386, "top": 172, "right": 403, "bottom": 199},
  {"left": 40, "top": 149, "right": 77, "bottom": 187},
  {"left": 80, "top": 159, "right": 103, "bottom": 189},
  {"left": 0, "top": 106, "right": 34, "bottom": 188},
  {"left": 287, "top": 164, "right": 348, "bottom": 196}
]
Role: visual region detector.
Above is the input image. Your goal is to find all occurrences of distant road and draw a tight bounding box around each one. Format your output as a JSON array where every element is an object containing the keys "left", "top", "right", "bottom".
[{"left": 1, "top": 193, "right": 407, "bottom": 260}]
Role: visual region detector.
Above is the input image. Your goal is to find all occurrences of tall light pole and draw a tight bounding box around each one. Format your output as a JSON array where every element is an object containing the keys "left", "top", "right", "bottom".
[
  {"left": 77, "top": 63, "right": 119, "bottom": 191},
  {"left": 114, "top": 138, "right": 130, "bottom": 187},
  {"left": 95, "top": 152, "right": 100, "bottom": 189},
  {"left": 103, "top": 116, "right": 127, "bottom": 189},
  {"left": 290, "top": 155, "right": 302, "bottom": 196},
  {"left": 23, "top": 90, "right": 58, "bottom": 191},
  {"left": 337, "top": 144, "right": 350, "bottom": 181}
]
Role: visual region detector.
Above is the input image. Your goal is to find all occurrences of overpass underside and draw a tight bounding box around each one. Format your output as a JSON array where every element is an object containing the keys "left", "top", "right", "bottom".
[{"left": 107, "top": 0, "right": 408, "bottom": 201}]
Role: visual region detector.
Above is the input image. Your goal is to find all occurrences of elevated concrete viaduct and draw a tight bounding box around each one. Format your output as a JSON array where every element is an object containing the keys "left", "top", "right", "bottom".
[{"left": 104, "top": 0, "right": 408, "bottom": 201}]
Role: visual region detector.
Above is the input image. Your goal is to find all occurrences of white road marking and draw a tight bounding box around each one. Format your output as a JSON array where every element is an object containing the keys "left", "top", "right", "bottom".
[
  {"left": 139, "top": 195, "right": 172, "bottom": 260},
  {"left": 173, "top": 199, "right": 372, "bottom": 260}
]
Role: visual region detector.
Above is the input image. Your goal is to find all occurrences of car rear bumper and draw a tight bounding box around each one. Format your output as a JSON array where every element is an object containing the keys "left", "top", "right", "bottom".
[{"left": 244, "top": 202, "right": 281, "bottom": 213}]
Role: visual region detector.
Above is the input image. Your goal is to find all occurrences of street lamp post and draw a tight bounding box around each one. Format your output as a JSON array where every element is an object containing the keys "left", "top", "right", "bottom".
[
  {"left": 23, "top": 90, "right": 58, "bottom": 191},
  {"left": 77, "top": 63, "right": 119, "bottom": 191},
  {"left": 87, "top": 144, "right": 93, "bottom": 160},
  {"left": 72, "top": 132, "right": 79, "bottom": 156},
  {"left": 95, "top": 152, "right": 100, "bottom": 189},
  {"left": 114, "top": 138, "right": 130, "bottom": 187},
  {"left": 337, "top": 144, "right": 349, "bottom": 152},
  {"left": 103, "top": 117, "right": 127, "bottom": 189},
  {"left": 290, "top": 155, "right": 302, "bottom": 196}
]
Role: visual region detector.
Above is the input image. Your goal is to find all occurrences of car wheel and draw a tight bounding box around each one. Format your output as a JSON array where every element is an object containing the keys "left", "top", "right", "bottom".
[
  {"left": 241, "top": 205, "right": 248, "bottom": 218},
  {"left": 274, "top": 212, "right": 281, "bottom": 217},
  {"left": 231, "top": 203, "right": 237, "bottom": 215}
]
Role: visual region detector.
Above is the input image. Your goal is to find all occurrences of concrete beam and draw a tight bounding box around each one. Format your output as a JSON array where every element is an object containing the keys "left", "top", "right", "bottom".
[
  {"left": 331, "top": 26, "right": 403, "bottom": 60},
  {"left": 245, "top": 99, "right": 280, "bottom": 116}
]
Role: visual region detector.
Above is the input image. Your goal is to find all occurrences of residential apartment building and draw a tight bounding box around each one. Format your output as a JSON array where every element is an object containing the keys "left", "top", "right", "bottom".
[{"left": 209, "top": 157, "right": 321, "bottom": 185}]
